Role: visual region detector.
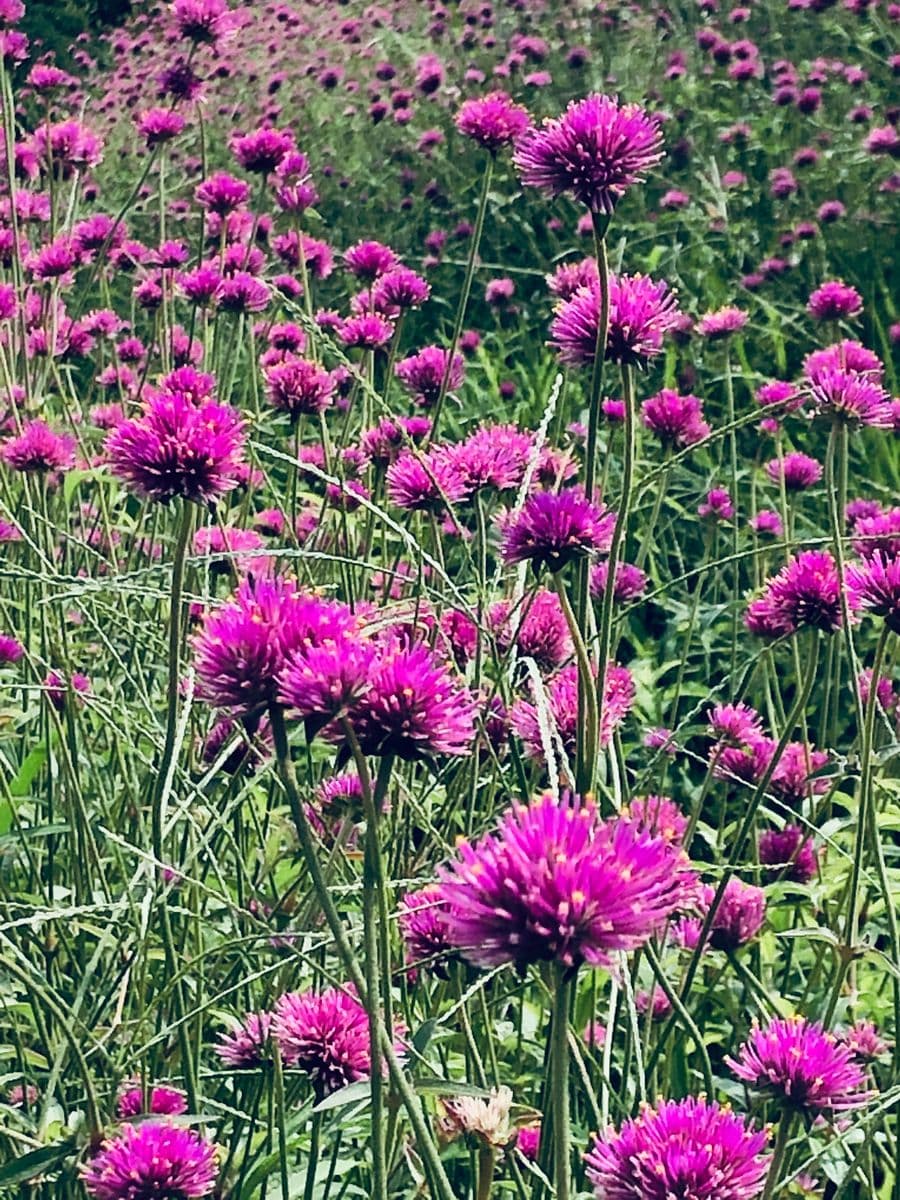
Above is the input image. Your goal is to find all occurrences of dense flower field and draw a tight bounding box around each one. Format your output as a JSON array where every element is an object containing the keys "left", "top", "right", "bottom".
[{"left": 0, "top": 0, "right": 899, "bottom": 1196}]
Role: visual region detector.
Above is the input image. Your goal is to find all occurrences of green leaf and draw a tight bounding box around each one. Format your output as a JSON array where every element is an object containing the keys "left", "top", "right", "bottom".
[
  {"left": 312, "top": 1079, "right": 371, "bottom": 1113},
  {"left": 8, "top": 744, "right": 48, "bottom": 797},
  {"left": 0, "top": 1140, "right": 75, "bottom": 1188}
]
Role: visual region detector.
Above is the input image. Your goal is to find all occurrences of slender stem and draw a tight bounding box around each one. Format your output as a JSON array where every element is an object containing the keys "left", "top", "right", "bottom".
[
  {"left": 761, "top": 1112, "right": 795, "bottom": 1200},
  {"left": 583, "top": 218, "right": 611, "bottom": 505},
  {"left": 429, "top": 154, "right": 494, "bottom": 443},
  {"left": 476, "top": 1145, "right": 497, "bottom": 1200},
  {"left": 550, "top": 969, "right": 574, "bottom": 1200},
  {"left": 723, "top": 345, "right": 740, "bottom": 687},
  {"left": 593, "top": 363, "right": 636, "bottom": 769},
  {"left": 553, "top": 572, "right": 598, "bottom": 795},
  {"left": 267, "top": 707, "right": 456, "bottom": 1200}
]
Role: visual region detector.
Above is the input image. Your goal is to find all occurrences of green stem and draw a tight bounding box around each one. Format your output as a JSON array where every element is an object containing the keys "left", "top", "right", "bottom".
[
  {"left": 550, "top": 969, "right": 574, "bottom": 1200},
  {"left": 761, "top": 1112, "right": 795, "bottom": 1200},
  {"left": 552, "top": 572, "right": 598, "bottom": 795},
  {"left": 429, "top": 154, "right": 494, "bottom": 443}
]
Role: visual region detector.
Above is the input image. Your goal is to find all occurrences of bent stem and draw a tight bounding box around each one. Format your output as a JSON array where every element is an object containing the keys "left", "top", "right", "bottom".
[{"left": 429, "top": 153, "right": 494, "bottom": 443}]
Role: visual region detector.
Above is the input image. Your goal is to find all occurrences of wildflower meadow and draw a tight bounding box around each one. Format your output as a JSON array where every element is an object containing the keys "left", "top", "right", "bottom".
[{"left": 0, "top": 0, "right": 899, "bottom": 1196}]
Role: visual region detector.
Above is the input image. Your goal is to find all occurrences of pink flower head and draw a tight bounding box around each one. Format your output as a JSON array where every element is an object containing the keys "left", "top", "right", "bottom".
[
  {"left": 81, "top": 1123, "right": 217, "bottom": 1200},
  {"left": 136, "top": 108, "right": 185, "bottom": 148},
  {"left": 447, "top": 424, "right": 533, "bottom": 496},
  {"left": 514, "top": 93, "right": 663, "bottom": 214},
  {"left": 116, "top": 1085, "right": 187, "bottom": 1119},
  {"left": 456, "top": 91, "right": 531, "bottom": 152},
  {"left": 708, "top": 702, "right": 764, "bottom": 745},
  {"left": 231, "top": 127, "right": 294, "bottom": 175},
  {"left": 589, "top": 560, "right": 647, "bottom": 604},
  {"left": 759, "top": 825, "right": 818, "bottom": 883},
  {"left": 748, "top": 550, "right": 843, "bottom": 637},
  {"left": 106, "top": 391, "right": 245, "bottom": 505},
  {"left": 807, "top": 367, "right": 891, "bottom": 429},
  {"left": 172, "top": 0, "right": 238, "bottom": 46},
  {"left": 766, "top": 451, "right": 823, "bottom": 490},
  {"left": 698, "top": 488, "right": 734, "bottom": 521},
  {"left": 846, "top": 551, "right": 900, "bottom": 632},
  {"left": 853, "top": 507, "right": 900, "bottom": 559},
  {"left": 547, "top": 258, "right": 599, "bottom": 300},
  {"left": 551, "top": 274, "right": 680, "bottom": 368},
  {"left": 490, "top": 589, "right": 572, "bottom": 672},
  {"left": 621, "top": 794, "right": 688, "bottom": 843},
  {"left": 585, "top": 1096, "right": 770, "bottom": 1200},
  {"left": 641, "top": 389, "right": 710, "bottom": 448},
  {"left": 808, "top": 280, "right": 863, "bottom": 321},
  {"left": 438, "top": 793, "right": 686, "bottom": 969},
  {"left": 278, "top": 633, "right": 375, "bottom": 732},
  {"left": 804, "top": 341, "right": 883, "bottom": 385},
  {"left": 373, "top": 267, "right": 430, "bottom": 311},
  {"left": 516, "top": 1124, "right": 541, "bottom": 1161},
  {"left": 339, "top": 639, "right": 475, "bottom": 760},
  {"left": 703, "top": 877, "right": 766, "bottom": 950},
  {"left": 385, "top": 447, "right": 466, "bottom": 513},
  {"left": 273, "top": 151, "right": 318, "bottom": 215},
  {"left": 395, "top": 346, "right": 464, "bottom": 407},
  {"left": 192, "top": 578, "right": 356, "bottom": 717},
  {"left": 344, "top": 240, "right": 398, "bottom": 281},
  {"left": 195, "top": 172, "right": 250, "bottom": 216},
  {"left": 2, "top": 420, "right": 75, "bottom": 473},
  {"left": 398, "top": 884, "right": 454, "bottom": 975},
  {"left": 338, "top": 312, "right": 394, "bottom": 350},
  {"left": 44, "top": 670, "right": 90, "bottom": 712},
  {"left": 695, "top": 306, "right": 749, "bottom": 340},
  {"left": 217, "top": 1011, "right": 274, "bottom": 1068},
  {"left": 272, "top": 986, "right": 373, "bottom": 1099},
  {"left": 727, "top": 1016, "right": 871, "bottom": 1112},
  {"left": 500, "top": 488, "right": 615, "bottom": 572},
  {"left": 512, "top": 662, "right": 634, "bottom": 763},
  {"left": 0, "top": 634, "right": 23, "bottom": 665},
  {"left": 840, "top": 1020, "right": 890, "bottom": 1062},
  {"left": 264, "top": 357, "right": 333, "bottom": 417}
]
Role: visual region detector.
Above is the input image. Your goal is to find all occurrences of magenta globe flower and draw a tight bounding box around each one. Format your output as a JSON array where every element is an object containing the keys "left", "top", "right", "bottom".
[
  {"left": 727, "top": 1016, "right": 871, "bottom": 1112},
  {"left": 585, "top": 1097, "right": 770, "bottom": 1200},
  {"left": 514, "top": 93, "right": 663, "bottom": 214},
  {"left": 81, "top": 1123, "right": 217, "bottom": 1200},
  {"left": 806, "top": 367, "right": 891, "bottom": 429},
  {"left": 551, "top": 273, "right": 680, "bottom": 368},
  {"left": 641, "top": 389, "right": 710, "bottom": 448},
  {"left": 272, "top": 986, "right": 373, "bottom": 1099},
  {"left": 116, "top": 1085, "right": 187, "bottom": 1119},
  {"left": 216, "top": 1011, "right": 274, "bottom": 1068},
  {"left": 2, "top": 420, "right": 76, "bottom": 474},
  {"left": 707, "top": 877, "right": 766, "bottom": 950},
  {"left": 437, "top": 793, "right": 686, "bottom": 970},
  {"left": 500, "top": 488, "right": 615, "bottom": 572},
  {"left": 846, "top": 552, "right": 900, "bottom": 633},
  {"left": 759, "top": 825, "right": 818, "bottom": 883},
  {"left": 695, "top": 306, "right": 749, "bottom": 340},
  {"left": 398, "top": 884, "right": 454, "bottom": 976},
  {"left": 456, "top": 91, "right": 531, "bottom": 152},
  {"left": 338, "top": 639, "right": 475, "bottom": 760},
  {"left": 807, "top": 280, "right": 863, "bottom": 321},
  {"left": 105, "top": 390, "right": 245, "bottom": 506},
  {"left": 747, "top": 549, "right": 844, "bottom": 637},
  {"left": 766, "top": 452, "right": 822, "bottom": 491}
]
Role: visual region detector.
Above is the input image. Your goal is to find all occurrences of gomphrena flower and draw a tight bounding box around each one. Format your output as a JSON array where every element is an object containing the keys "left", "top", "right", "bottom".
[
  {"left": 264, "top": 356, "right": 334, "bottom": 417},
  {"left": 706, "top": 877, "right": 766, "bottom": 950},
  {"left": 805, "top": 367, "right": 891, "bottom": 429},
  {"left": 584, "top": 1096, "right": 770, "bottom": 1200},
  {"left": 231, "top": 127, "right": 294, "bottom": 175},
  {"left": 455, "top": 91, "right": 531, "bottom": 152},
  {"left": 272, "top": 986, "right": 372, "bottom": 1099},
  {"left": 116, "top": 1085, "right": 187, "bottom": 1119},
  {"left": 489, "top": 589, "right": 572, "bottom": 673},
  {"left": 727, "top": 1016, "right": 871, "bottom": 1112},
  {"left": 216, "top": 1011, "right": 273, "bottom": 1068},
  {"left": 395, "top": 346, "right": 465, "bottom": 407},
  {"left": 641, "top": 389, "right": 710, "bottom": 448},
  {"left": 172, "top": 0, "right": 237, "bottom": 46},
  {"left": 192, "top": 578, "right": 356, "bottom": 717},
  {"left": 278, "top": 633, "right": 374, "bottom": 732},
  {"left": 807, "top": 280, "right": 863, "bottom": 322},
  {"left": 551, "top": 273, "right": 680, "bottom": 368},
  {"left": 621, "top": 794, "right": 688, "bottom": 844},
  {"left": 804, "top": 340, "right": 883, "bottom": 386},
  {"left": 2, "top": 420, "right": 76, "bottom": 474},
  {"left": 81, "top": 1122, "right": 218, "bottom": 1200},
  {"left": 106, "top": 390, "right": 245, "bottom": 506},
  {"left": 590, "top": 560, "right": 648, "bottom": 604},
  {"left": 194, "top": 171, "right": 250, "bottom": 215},
  {"left": 759, "top": 825, "right": 818, "bottom": 883},
  {"left": 336, "top": 638, "right": 475, "bottom": 760},
  {"left": 398, "top": 884, "right": 454, "bottom": 976},
  {"left": 438, "top": 792, "right": 686, "bottom": 970},
  {"left": 385, "top": 447, "right": 466, "bottom": 513},
  {"left": 500, "top": 488, "right": 615, "bottom": 572},
  {"left": 440, "top": 1087, "right": 516, "bottom": 1149},
  {"left": 344, "top": 240, "right": 398, "bottom": 281},
  {"left": 514, "top": 93, "right": 663, "bottom": 214},
  {"left": 846, "top": 551, "right": 900, "bottom": 632},
  {"left": 746, "top": 549, "right": 843, "bottom": 637},
  {"left": 766, "top": 451, "right": 822, "bottom": 491},
  {"left": 695, "top": 305, "right": 749, "bottom": 340},
  {"left": 512, "top": 662, "right": 635, "bottom": 764}
]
